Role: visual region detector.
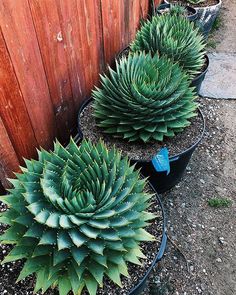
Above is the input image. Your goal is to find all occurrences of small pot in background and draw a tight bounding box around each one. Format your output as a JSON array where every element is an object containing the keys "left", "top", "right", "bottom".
[
  {"left": 163, "top": 0, "right": 222, "bottom": 37},
  {"left": 156, "top": 3, "right": 198, "bottom": 21}
]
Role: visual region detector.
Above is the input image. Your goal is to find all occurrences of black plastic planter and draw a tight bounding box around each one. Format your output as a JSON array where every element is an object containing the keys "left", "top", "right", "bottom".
[
  {"left": 130, "top": 110, "right": 205, "bottom": 194},
  {"left": 77, "top": 98, "right": 205, "bottom": 194},
  {"left": 191, "top": 54, "right": 209, "bottom": 95},
  {"left": 156, "top": 3, "right": 198, "bottom": 21},
  {"left": 73, "top": 135, "right": 167, "bottom": 295},
  {"left": 131, "top": 110, "right": 205, "bottom": 194}
]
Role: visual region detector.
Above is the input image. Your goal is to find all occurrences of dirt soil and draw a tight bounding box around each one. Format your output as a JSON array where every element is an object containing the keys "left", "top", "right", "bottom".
[{"left": 143, "top": 2, "right": 236, "bottom": 294}]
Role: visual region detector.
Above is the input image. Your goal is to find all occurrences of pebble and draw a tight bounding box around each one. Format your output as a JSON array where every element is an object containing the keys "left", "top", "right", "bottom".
[
  {"left": 196, "top": 286, "right": 202, "bottom": 293},
  {"left": 173, "top": 256, "right": 178, "bottom": 260},
  {"left": 181, "top": 203, "right": 186, "bottom": 208},
  {"left": 219, "top": 237, "right": 227, "bottom": 245}
]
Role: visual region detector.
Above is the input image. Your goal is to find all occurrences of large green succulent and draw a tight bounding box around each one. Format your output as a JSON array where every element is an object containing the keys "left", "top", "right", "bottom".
[
  {"left": 0, "top": 139, "right": 156, "bottom": 295},
  {"left": 130, "top": 13, "right": 206, "bottom": 76},
  {"left": 93, "top": 52, "right": 198, "bottom": 143}
]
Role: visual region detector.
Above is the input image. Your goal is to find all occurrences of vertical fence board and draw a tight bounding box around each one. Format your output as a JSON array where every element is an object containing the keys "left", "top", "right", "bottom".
[
  {"left": 57, "top": 0, "right": 104, "bottom": 102},
  {"left": 0, "top": 29, "right": 38, "bottom": 160},
  {"left": 29, "top": 0, "right": 76, "bottom": 142},
  {"left": 101, "top": 0, "right": 122, "bottom": 64},
  {"left": 0, "top": 116, "right": 20, "bottom": 188},
  {"left": 101, "top": 0, "right": 149, "bottom": 65},
  {"left": 0, "top": 0, "right": 56, "bottom": 148}
]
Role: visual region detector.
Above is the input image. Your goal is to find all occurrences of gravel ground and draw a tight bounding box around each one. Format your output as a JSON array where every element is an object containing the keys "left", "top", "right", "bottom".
[
  {"left": 207, "top": 0, "right": 236, "bottom": 54},
  {"left": 142, "top": 98, "right": 236, "bottom": 295}
]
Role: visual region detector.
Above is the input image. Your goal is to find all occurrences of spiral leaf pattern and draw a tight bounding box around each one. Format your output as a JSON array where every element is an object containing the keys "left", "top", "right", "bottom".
[
  {"left": 0, "top": 139, "right": 156, "bottom": 295},
  {"left": 93, "top": 52, "right": 198, "bottom": 143},
  {"left": 131, "top": 14, "right": 206, "bottom": 76}
]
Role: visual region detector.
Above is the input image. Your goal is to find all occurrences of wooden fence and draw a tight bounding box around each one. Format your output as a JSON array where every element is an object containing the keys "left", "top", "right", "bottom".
[{"left": 0, "top": 0, "right": 160, "bottom": 188}]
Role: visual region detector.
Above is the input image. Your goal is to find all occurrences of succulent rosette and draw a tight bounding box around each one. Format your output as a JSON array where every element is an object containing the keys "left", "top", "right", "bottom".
[
  {"left": 93, "top": 52, "right": 198, "bottom": 143},
  {"left": 0, "top": 139, "right": 156, "bottom": 295}
]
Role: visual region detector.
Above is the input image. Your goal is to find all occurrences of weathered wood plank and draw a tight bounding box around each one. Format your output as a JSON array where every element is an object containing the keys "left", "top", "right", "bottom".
[
  {"left": 0, "top": 28, "right": 38, "bottom": 161},
  {"left": 0, "top": 0, "right": 56, "bottom": 149},
  {"left": 101, "top": 0, "right": 121, "bottom": 64},
  {"left": 29, "top": 0, "right": 76, "bottom": 142},
  {"left": 101, "top": 0, "right": 150, "bottom": 65},
  {"left": 57, "top": 0, "right": 104, "bottom": 103}
]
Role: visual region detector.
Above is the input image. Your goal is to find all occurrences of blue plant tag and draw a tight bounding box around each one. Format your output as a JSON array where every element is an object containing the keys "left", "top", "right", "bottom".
[{"left": 152, "top": 147, "right": 170, "bottom": 175}]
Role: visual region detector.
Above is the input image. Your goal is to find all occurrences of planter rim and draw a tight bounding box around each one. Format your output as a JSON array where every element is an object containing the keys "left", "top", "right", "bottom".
[
  {"left": 77, "top": 97, "right": 205, "bottom": 163},
  {"left": 129, "top": 182, "right": 167, "bottom": 294},
  {"left": 164, "top": 0, "right": 222, "bottom": 9},
  {"left": 192, "top": 54, "right": 209, "bottom": 84}
]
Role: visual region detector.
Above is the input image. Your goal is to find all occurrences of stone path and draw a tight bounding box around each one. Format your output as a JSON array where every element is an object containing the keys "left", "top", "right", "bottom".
[
  {"left": 200, "top": 53, "right": 236, "bottom": 99},
  {"left": 200, "top": 0, "right": 236, "bottom": 99}
]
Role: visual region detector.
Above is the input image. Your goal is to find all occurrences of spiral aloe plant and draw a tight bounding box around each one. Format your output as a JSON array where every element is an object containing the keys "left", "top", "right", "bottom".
[
  {"left": 93, "top": 52, "right": 198, "bottom": 143},
  {"left": 130, "top": 13, "right": 206, "bottom": 76},
  {"left": 0, "top": 139, "right": 156, "bottom": 295}
]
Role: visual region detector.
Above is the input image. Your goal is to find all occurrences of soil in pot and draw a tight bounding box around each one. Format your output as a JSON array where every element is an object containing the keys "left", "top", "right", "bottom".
[
  {"left": 79, "top": 102, "right": 204, "bottom": 161},
  {"left": 0, "top": 185, "right": 164, "bottom": 295},
  {"left": 167, "top": 0, "right": 219, "bottom": 8}
]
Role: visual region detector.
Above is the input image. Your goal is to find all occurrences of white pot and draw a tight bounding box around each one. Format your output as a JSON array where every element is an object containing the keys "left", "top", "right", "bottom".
[{"left": 163, "top": 0, "right": 222, "bottom": 36}]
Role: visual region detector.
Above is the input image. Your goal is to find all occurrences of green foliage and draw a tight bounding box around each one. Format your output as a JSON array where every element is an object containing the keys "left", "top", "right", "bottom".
[
  {"left": 211, "top": 15, "right": 222, "bottom": 32},
  {"left": 93, "top": 52, "right": 198, "bottom": 143},
  {"left": 130, "top": 13, "right": 206, "bottom": 77},
  {"left": 156, "top": 4, "right": 186, "bottom": 17},
  {"left": 169, "top": 4, "right": 187, "bottom": 16},
  {"left": 0, "top": 139, "right": 156, "bottom": 295},
  {"left": 208, "top": 198, "right": 232, "bottom": 208},
  {"left": 187, "top": 0, "right": 206, "bottom": 4}
]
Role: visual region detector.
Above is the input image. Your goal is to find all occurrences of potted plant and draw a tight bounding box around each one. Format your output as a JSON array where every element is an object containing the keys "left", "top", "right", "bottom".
[
  {"left": 163, "top": 0, "right": 222, "bottom": 37},
  {"left": 0, "top": 138, "right": 166, "bottom": 295},
  {"left": 78, "top": 53, "right": 205, "bottom": 193},
  {"left": 129, "top": 13, "right": 208, "bottom": 95},
  {"left": 155, "top": 3, "right": 198, "bottom": 22}
]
